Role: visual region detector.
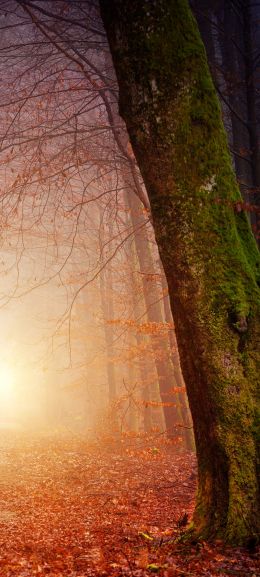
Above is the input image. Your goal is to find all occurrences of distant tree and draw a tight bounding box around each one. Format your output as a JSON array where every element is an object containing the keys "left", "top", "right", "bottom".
[
  {"left": 126, "top": 187, "right": 193, "bottom": 446},
  {"left": 99, "top": 209, "right": 117, "bottom": 406},
  {"left": 100, "top": 0, "right": 260, "bottom": 545}
]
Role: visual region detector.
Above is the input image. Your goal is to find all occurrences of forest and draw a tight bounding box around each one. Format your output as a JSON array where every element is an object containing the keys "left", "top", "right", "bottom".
[{"left": 0, "top": 1, "right": 259, "bottom": 576}]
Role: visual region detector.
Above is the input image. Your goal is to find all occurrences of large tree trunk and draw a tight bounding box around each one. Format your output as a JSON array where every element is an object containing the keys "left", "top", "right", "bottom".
[{"left": 100, "top": 0, "right": 260, "bottom": 545}]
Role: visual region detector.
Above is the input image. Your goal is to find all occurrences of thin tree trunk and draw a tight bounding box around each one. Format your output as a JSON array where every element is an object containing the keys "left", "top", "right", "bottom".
[
  {"left": 99, "top": 216, "right": 116, "bottom": 405},
  {"left": 130, "top": 266, "right": 166, "bottom": 433},
  {"left": 130, "top": 271, "right": 154, "bottom": 433},
  {"left": 125, "top": 188, "right": 182, "bottom": 438},
  {"left": 100, "top": 0, "right": 260, "bottom": 545},
  {"left": 160, "top": 265, "right": 195, "bottom": 450}
]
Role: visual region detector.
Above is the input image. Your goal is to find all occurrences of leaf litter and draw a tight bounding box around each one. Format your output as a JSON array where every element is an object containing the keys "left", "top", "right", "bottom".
[{"left": 0, "top": 432, "right": 258, "bottom": 576}]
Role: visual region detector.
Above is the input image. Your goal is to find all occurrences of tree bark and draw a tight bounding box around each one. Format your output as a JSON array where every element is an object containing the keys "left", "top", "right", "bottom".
[
  {"left": 160, "top": 266, "right": 195, "bottom": 450},
  {"left": 191, "top": 0, "right": 259, "bottom": 241},
  {"left": 99, "top": 216, "right": 117, "bottom": 405},
  {"left": 129, "top": 268, "right": 157, "bottom": 433},
  {"left": 126, "top": 188, "right": 182, "bottom": 438},
  {"left": 100, "top": 0, "right": 260, "bottom": 545},
  {"left": 243, "top": 0, "right": 260, "bottom": 237}
]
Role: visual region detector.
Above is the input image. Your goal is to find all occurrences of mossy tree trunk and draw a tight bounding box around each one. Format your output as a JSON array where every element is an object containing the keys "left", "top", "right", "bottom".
[{"left": 99, "top": 0, "right": 260, "bottom": 544}]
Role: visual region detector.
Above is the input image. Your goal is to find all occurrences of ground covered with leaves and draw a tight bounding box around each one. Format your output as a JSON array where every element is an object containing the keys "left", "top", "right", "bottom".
[{"left": 0, "top": 433, "right": 258, "bottom": 576}]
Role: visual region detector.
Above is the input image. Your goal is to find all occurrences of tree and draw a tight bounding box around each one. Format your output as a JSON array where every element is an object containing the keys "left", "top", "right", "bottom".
[
  {"left": 99, "top": 0, "right": 260, "bottom": 545},
  {"left": 192, "top": 0, "right": 260, "bottom": 241},
  {"left": 126, "top": 188, "right": 184, "bottom": 439}
]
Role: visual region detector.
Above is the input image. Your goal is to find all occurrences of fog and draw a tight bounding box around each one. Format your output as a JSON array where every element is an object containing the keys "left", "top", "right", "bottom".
[{"left": 0, "top": 0, "right": 192, "bottom": 445}]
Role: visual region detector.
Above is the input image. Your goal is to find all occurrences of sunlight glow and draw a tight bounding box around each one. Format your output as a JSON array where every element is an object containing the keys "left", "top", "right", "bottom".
[
  {"left": 0, "top": 357, "right": 52, "bottom": 429},
  {"left": 0, "top": 363, "right": 15, "bottom": 398}
]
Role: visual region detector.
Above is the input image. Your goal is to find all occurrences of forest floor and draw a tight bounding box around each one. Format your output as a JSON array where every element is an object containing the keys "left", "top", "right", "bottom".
[{"left": 0, "top": 432, "right": 258, "bottom": 577}]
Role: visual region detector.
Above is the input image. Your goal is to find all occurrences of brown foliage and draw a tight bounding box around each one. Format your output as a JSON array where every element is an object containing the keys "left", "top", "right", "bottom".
[{"left": 0, "top": 433, "right": 258, "bottom": 576}]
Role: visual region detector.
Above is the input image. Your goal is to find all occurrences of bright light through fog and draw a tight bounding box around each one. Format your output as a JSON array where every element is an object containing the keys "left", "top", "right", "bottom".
[
  {"left": 0, "top": 362, "right": 17, "bottom": 426},
  {"left": 0, "top": 361, "right": 42, "bottom": 426},
  {"left": 0, "top": 363, "right": 15, "bottom": 399}
]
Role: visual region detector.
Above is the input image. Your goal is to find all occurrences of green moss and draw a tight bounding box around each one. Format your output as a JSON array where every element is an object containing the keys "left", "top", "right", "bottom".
[
  {"left": 101, "top": 0, "right": 260, "bottom": 546},
  {"left": 147, "top": 3, "right": 260, "bottom": 542}
]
